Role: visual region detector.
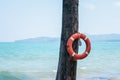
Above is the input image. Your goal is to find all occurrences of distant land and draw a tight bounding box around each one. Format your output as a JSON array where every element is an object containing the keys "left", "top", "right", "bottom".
[
  {"left": 15, "top": 37, "right": 59, "bottom": 43},
  {"left": 88, "top": 34, "right": 120, "bottom": 41},
  {"left": 15, "top": 34, "right": 120, "bottom": 42}
]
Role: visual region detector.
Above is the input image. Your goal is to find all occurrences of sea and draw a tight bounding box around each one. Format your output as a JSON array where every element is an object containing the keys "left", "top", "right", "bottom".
[{"left": 0, "top": 40, "right": 120, "bottom": 80}]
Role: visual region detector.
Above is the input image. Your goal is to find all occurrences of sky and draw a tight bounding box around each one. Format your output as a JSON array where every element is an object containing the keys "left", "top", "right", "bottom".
[{"left": 0, "top": 0, "right": 120, "bottom": 42}]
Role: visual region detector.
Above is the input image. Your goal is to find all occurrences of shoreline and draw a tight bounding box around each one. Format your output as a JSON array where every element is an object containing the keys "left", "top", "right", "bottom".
[{"left": 0, "top": 71, "right": 120, "bottom": 80}]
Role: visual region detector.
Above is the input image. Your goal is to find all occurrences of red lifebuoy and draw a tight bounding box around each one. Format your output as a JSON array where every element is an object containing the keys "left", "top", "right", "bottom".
[{"left": 67, "top": 33, "right": 91, "bottom": 60}]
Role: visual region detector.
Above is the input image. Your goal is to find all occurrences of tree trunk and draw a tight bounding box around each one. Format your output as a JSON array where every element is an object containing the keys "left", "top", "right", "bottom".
[{"left": 56, "top": 0, "right": 79, "bottom": 80}]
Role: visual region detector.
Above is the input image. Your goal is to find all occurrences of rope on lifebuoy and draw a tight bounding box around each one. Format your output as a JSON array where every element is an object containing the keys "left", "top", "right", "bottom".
[{"left": 67, "top": 33, "right": 91, "bottom": 60}]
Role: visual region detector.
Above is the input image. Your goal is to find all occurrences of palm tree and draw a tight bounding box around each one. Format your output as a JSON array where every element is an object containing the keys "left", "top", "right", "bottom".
[{"left": 56, "top": 0, "right": 79, "bottom": 80}]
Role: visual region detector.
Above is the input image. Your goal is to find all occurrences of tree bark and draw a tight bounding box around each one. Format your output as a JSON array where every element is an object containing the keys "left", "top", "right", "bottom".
[{"left": 56, "top": 0, "right": 79, "bottom": 80}]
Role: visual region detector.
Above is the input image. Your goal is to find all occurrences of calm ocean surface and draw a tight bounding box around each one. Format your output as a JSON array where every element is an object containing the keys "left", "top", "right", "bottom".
[{"left": 0, "top": 41, "right": 120, "bottom": 80}]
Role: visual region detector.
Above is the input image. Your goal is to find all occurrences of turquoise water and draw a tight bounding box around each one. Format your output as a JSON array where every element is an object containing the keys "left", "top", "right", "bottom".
[{"left": 0, "top": 41, "right": 120, "bottom": 80}]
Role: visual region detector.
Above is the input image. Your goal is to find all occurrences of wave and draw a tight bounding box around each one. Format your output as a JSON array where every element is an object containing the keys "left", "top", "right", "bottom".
[
  {"left": 80, "top": 76, "right": 120, "bottom": 80},
  {"left": 0, "top": 71, "right": 34, "bottom": 80}
]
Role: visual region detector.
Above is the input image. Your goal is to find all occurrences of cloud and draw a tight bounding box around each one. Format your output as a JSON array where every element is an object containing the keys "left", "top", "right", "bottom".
[
  {"left": 81, "top": 3, "right": 96, "bottom": 10},
  {"left": 113, "top": 1, "right": 120, "bottom": 7}
]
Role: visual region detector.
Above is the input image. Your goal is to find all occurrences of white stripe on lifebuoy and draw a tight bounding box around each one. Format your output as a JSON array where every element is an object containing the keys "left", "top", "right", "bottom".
[
  {"left": 72, "top": 52, "right": 76, "bottom": 57},
  {"left": 70, "top": 37, "right": 74, "bottom": 41},
  {"left": 85, "top": 51, "right": 88, "bottom": 55},
  {"left": 84, "top": 37, "right": 88, "bottom": 41}
]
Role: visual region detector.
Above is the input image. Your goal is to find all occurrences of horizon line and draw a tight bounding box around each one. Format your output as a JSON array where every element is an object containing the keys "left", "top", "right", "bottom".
[{"left": 1, "top": 33, "right": 120, "bottom": 42}]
